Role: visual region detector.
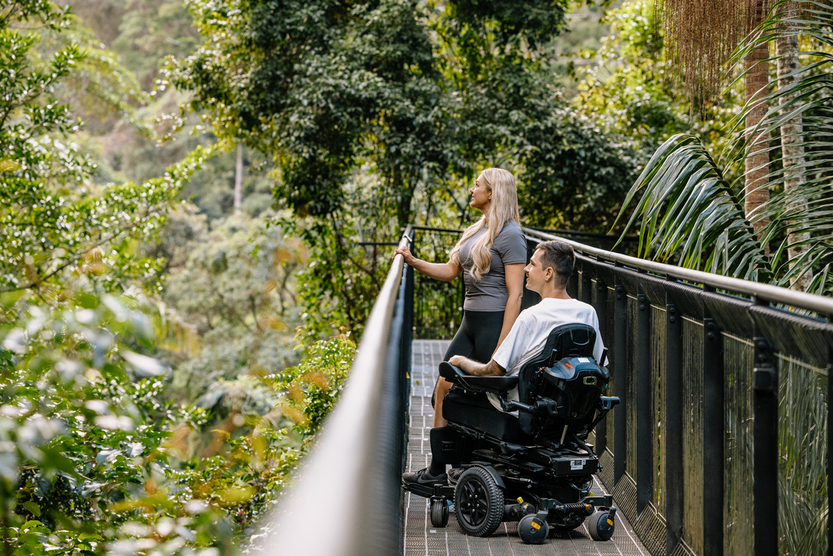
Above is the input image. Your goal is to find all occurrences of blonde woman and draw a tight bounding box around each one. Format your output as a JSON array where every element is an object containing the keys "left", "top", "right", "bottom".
[{"left": 395, "top": 168, "right": 526, "bottom": 486}]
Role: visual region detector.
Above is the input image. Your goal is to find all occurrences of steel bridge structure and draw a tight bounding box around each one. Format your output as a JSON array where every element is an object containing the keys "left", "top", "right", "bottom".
[{"left": 261, "top": 225, "right": 832, "bottom": 556}]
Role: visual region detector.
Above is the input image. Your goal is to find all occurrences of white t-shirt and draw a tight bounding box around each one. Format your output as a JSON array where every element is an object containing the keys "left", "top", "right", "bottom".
[
  {"left": 492, "top": 297, "right": 605, "bottom": 375},
  {"left": 487, "top": 297, "right": 605, "bottom": 411}
]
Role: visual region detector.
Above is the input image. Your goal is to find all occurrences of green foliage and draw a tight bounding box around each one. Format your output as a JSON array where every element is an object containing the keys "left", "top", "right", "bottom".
[
  {"left": 614, "top": 1, "right": 833, "bottom": 294},
  {"left": 778, "top": 362, "right": 828, "bottom": 556},
  {"left": 111, "top": 0, "right": 202, "bottom": 90},
  {"left": 159, "top": 210, "right": 304, "bottom": 400},
  {"left": 0, "top": 3, "right": 327, "bottom": 554},
  {"left": 266, "top": 335, "right": 356, "bottom": 436},
  {"left": 0, "top": 1, "right": 214, "bottom": 296},
  {"left": 0, "top": 281, "right": 355, "bottom": 554},
  {"left": 171, "top": 0, "right": 639, "bottom": 339},
  {"left": 613, "top": 134, "right": 771, "bottom": 279},
  {"left": 575, "top": 0, "right": 742, "bottom": 166}
]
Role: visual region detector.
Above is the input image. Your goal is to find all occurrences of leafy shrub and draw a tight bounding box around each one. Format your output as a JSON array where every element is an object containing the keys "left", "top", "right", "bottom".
[{"left": 0, "top": 284, "right": 355, "bottom": 554}]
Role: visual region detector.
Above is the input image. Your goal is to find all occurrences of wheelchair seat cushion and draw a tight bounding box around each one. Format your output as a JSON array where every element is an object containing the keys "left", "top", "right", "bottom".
[{"left": 442, "top": 389, "right": 531, "bottom": 443}]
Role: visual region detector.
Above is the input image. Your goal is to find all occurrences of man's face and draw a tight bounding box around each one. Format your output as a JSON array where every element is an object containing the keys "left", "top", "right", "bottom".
[{"left": 524, "top": 249, "right": 548, "bottom": 294}]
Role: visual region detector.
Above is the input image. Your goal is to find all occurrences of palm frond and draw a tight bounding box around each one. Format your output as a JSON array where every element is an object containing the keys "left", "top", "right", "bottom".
[
  {"left": 613, "top": 134, "right": 770, "bottom": 279},
  {"left": 731, "top": 1, "right": 833, "bottom": 288},
  {"left": 617, "top": 0, "right": 833, "bottom": 290}
]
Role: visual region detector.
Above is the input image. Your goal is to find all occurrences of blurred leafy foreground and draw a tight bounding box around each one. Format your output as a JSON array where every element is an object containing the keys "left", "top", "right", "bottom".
[
  {"left": 0, "top": 1, "right": 358, "bottom": 553},
  {"left": 1, "top": 291, "right": 353, "bottom": 555}
]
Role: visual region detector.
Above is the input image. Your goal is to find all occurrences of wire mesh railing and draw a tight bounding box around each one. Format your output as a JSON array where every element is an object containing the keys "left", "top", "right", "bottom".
[{"left": 523, "top": 227, "right": 832, "bottom": 556}]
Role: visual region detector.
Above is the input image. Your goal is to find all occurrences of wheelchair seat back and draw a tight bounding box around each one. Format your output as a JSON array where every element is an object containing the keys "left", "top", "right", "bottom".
[
  {"left": 533, "top": 356, "right": 609, "bottom": 438},
  {"left": 517, "top": 323, "right": 602, "bottom": 438}
]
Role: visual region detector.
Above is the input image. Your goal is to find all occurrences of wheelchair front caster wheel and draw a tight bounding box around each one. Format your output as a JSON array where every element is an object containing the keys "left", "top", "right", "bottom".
[
  {"left": 430, "top": 498, "right": 449, "bottom": 527},
  {"left": 518, "top": 514, "right": 549, "bottom": 544},
  {"left": 588, "top": 511, "right": 615, "bottom": 541}
]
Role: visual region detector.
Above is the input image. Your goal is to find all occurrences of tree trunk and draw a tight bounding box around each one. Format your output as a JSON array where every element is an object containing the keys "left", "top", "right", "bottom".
[
  {"left": 744, "top": 0, "right": 771, "bottom": 246},
  {"left": 775, "top": 1, "right": 813, "bottom": 291},
  {"left": 234, "top": 142, "right": 244, "bottom": 212}
]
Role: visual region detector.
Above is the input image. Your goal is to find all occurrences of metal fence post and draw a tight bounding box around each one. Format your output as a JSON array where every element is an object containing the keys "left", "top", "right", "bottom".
[
  {"left": 703, "top": 318, "right": 724, "bottom": 556},
  {"left": 636, "top": 290, "right": 651, "bottom": 515},
  {"left": 594, "top": 280, "right": 608, "bottom": 456},
  {"left": 614, "top": 282, "right": 628, "bottom": 485},
  {"left": 581, "top": 270, "right": 592, "bottom": 305},
  {"left": 665, "top": 302, "right": 683, "bottom": 555},
  {"left": 753, "top": 336, "right": 778, "bottom": 556},
  {"left": 567, "top": 267, "right": 579, "bottom": 299}
]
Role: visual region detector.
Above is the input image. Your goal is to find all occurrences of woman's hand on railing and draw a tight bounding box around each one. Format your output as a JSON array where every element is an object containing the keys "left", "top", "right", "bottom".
[
  {"left": 394, "top": 244, "right": 462, "bottom": 282},
  {"left": 393, "top": 245, "right": 416, "bottom": 266}
]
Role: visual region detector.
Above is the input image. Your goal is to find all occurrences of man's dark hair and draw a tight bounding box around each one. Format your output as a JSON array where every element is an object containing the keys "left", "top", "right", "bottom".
[{"left": 536, "top": 240, "right": 575, "bottom": 288}]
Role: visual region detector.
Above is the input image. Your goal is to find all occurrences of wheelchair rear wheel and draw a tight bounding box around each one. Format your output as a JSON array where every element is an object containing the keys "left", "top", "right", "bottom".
[{"left": 454, "top": 467, "right": 504, "bottom": 537}]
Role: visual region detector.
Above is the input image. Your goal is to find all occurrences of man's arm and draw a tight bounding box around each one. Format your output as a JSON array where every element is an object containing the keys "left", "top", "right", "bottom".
[{"left": 448, "top": 355, "right": 506, "bottom": 376}]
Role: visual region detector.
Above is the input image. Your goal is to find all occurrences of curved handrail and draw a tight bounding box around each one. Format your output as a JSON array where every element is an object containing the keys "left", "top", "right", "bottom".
[
  {"left": 523, "top": 227, "right": 833, "bottom": 317},
  {"left": 261, "top": 227, "right": 413, "bottom": 555}
]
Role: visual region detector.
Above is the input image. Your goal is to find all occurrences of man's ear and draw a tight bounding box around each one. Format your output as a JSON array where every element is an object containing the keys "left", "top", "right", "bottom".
[{"left": 544, "top": 266, "right": 554, "bottom": 281}]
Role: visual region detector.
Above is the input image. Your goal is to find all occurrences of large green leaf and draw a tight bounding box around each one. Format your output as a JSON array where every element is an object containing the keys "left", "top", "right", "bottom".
[{"left": 613, "top": 133, "right": 770, "bottom": 279}]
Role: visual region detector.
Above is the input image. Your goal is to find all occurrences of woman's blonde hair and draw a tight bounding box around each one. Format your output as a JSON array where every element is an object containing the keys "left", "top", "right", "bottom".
[{"left": 449, "top": 168, "right": 520, "bottom": 282}]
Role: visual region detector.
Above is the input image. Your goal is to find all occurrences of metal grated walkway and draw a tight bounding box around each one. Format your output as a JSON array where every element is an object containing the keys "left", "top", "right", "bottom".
[{"left": 404, "top": 340, "right": 650, "bottom": 556}]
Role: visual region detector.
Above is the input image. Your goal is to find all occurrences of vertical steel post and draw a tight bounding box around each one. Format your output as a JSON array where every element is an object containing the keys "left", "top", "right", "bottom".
[
  {"left": 581, "top": 270, "right": 592, "bottom": 305},
  {"left": 636, "top": 290, "right": 651, "bottom": 515},
  {"left": 567, "top": 267, "right": 579, "bottom": 299},
  {"left": 665, "top": 302, "right": 683, "bottom": 555},
  {"left": 614, "top": 282, "right": 628, "bottom": 485},
  {"left": 703, "top": 318, "right": 724, "bottom": 556},
  {"left": 753, "top": 336, "right": 778, "bottom": 556},
  {"left": 594, "top": 280, "right": 608, "bottom": 456},
  {"left": 829, "top": 353, "right": 832, "bottom": 556}
]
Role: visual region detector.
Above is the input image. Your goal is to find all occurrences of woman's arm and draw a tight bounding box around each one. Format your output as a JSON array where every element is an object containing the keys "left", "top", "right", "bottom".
[
  {"left": 393, "top": 246, "right": 462, "bottom": 282},
  {"left": 495, "top": 263, "right": 525, "bottom": 350}
]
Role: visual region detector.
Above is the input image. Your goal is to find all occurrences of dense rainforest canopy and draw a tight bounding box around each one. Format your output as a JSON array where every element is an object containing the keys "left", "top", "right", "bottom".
[{"left": 0, "top": 0, "right": 830, "bottom": 554}]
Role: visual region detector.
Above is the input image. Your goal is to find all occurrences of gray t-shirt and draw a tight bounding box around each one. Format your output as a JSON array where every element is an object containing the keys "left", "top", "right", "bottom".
[{"left": 459, "top": 220, "right": 527, "bottom": 312}]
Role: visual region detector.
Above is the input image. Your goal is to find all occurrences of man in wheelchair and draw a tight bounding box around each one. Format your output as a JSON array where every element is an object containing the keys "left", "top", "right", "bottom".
[{"left": 402, "top": 240, "right": 620, "bottom": 543}]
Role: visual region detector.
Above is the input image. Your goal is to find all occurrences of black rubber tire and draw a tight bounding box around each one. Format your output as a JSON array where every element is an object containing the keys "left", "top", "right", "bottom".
[
  {"left": 454, "top": 467, "right": 504, "bottom": 537},
  {"left": 518, "top": 514, "right": 549, "bottom": 544},
  {"left": 588, "top": 511, "right": 615, "bottom": 541},
  {"left": 430, "top": 498, "right": 449, "bottom": 528}
]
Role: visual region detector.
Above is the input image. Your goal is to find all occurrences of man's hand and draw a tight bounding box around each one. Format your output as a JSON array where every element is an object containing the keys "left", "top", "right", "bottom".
[{"left": 448, "top": 355, "right": 505, "bottom": 376}]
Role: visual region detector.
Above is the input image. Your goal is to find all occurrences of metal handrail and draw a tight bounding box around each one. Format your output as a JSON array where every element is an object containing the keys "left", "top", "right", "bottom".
[
  {"left": 523, "top": 227, "right": 833, "bottom": 317},
  {"left": 262, "top": 227, "right": 413, "bottom": 555}
]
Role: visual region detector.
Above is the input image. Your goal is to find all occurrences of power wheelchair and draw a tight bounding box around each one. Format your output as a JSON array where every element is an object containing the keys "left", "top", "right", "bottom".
[{"left": 403, "top": 323, "right": 620, "bottom": 544}]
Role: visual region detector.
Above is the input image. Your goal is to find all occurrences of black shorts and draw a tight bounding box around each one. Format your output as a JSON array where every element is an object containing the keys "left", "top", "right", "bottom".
[{"left": 432, "top": 309, "right": 504, "bottom": 407}]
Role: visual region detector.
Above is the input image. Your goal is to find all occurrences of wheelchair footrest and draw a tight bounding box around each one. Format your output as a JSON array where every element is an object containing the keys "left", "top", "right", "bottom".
[{"left": 402, "top": 481, "right": 454, "bottom": 500}]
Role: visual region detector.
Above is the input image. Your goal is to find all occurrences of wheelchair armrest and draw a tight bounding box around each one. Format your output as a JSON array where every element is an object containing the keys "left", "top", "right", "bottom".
[
  {"left": 457, "top": 375, "right": 519, "bottom": 394},
  {"left": 438, "top": 362, "right": 518, "bottom": 393},
  {"left": 600, "top": 396, "right": 620, "bottom": 411},
  {"left": 438, "top": 361, "right": 464, "bottom": 383}
]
